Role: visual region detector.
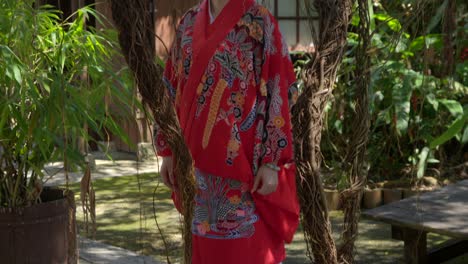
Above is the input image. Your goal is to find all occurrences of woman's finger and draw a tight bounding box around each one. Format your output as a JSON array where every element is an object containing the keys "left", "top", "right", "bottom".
[
  {"left": 256, "top": 182, "right": 274, "bottom": 195},
  {"left": 251, "top": 174, "right": 262, "bottom": 193}
]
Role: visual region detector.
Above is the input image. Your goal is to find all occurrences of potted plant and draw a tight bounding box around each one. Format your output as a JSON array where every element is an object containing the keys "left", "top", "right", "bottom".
[
  {"left": 362, "top": 186, "right": 382, "bottom": 209},
  {"left": 321, "top": 168, "right": 344, "bottom": 211},
  {"left": 0, "top": 1, "right": 131, "bottom": 262}
]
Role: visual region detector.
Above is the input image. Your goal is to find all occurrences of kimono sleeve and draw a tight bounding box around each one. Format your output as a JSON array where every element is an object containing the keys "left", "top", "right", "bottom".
[
  {"left": 252, "top": 13, "right": 300, "bottom": 244},
  {"left": 259, "top": 15, "right": 298, "bottom": 167},
  {"left": 153, "top": 41, "right": 180, "bottom": 157}
]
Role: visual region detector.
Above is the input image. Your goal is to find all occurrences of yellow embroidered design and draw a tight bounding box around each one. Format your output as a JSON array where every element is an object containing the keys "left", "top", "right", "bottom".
[
  {"left": 201, "top": 221, "right": 211, "bottom": 232},
  {"left": 273, "top": 116, "right": 285, "bottom": 128},
  {"left": 238, "top": 20, "right": 264, "bottom": 42},
  {"left": 260, "top": 79, "right": 267, "bottom": 97},
  {"left": 229, "top": 195, "right": 241, "bottom": 205},
  {"left": 227, "top": 139, "right": 240, "bottom": 152},
  {"left": 234, "top": 92, "right": 245, "bottom": 106},
  {"left": 257, "top": 5, "right": 270, "bottom": 16},
  {"left": 197, "top": 75, "right": 207, "bottom": 95},
  {"left": 202, "top": 79, "right": 228, "bottom": 149},
  {"left": 196, "top": 83, "right": 204, "bottom": 95}
]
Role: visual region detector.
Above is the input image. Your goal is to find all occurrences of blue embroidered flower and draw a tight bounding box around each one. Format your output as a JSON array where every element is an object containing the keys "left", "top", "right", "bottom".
[
  {"left": 277, "top": 138, "right": 287, "bottom": 148},
  {"left": 198, "top": 96, "right": 206, "bottom": 104},
  {"left": 206, "top": 76, "right": 214, "bottom": 85},
  {"left": 234, "top": 107, "right": 242, "bottom": 118},
  {"left": 184, "top": 57, "right": 191, "bottom": 74}
]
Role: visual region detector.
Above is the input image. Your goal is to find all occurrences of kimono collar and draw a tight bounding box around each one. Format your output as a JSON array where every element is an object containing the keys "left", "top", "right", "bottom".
[
  {"left": 192, "top": 0, "right": 255, "bottom": 56},
  {"left": 208, "top": 0, "right": 214, "bottom": 24}
]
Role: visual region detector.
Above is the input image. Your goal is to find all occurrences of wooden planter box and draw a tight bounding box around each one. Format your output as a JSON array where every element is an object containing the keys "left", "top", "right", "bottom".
[
  {"left": 324, "top": 189, "right": 342, "bottom": 211},
  {"left": 0, "top": 188, "right": 77, "bottom": 264},
  {"left": 362, "top": 188, "right": 383, "bottom": 209},
  {"left": 383, "top": 188, "right": 403, "bottom": 204}
]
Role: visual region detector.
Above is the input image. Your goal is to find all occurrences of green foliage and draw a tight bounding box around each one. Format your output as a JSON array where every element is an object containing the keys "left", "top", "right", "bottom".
[
  {"left": 0, "top": 0, "right": 134, "bottom": 207},
  {"left": 320, "top": 0, "right": 467, "bottom": 183}
]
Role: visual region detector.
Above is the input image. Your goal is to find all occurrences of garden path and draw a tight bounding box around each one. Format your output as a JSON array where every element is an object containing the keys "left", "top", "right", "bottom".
[{"left": 44, "top": 151, "right": 162, "bottom": 187}]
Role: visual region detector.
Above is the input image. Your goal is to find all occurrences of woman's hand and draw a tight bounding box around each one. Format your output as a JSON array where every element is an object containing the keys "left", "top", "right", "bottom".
[
  {"left": 160, "top": 156, "right": 175, "bottom": 190},
  {"left": 252, "top": 164, "right": 279, "bottom": 195}
]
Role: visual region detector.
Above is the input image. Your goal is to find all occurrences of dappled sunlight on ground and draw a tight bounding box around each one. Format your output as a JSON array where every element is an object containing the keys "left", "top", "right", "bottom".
[{"left": 71, "top": 174, "right": 468, "bottom": 264}]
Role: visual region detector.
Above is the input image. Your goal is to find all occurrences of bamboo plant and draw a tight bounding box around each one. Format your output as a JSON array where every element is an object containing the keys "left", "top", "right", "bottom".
[{"left": 0, "top": 0, "right": 132, "bottom": 208}]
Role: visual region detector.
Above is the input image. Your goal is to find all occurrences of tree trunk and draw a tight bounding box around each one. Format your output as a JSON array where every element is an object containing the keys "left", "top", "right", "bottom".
[
  {"left": 337, "top": 0, "right": 372, "bottom": 263},
  {"left": 293, "top": 0, "right": 354, "bottom": 263},
  {"left": 109, "top": 1, "right": 195, "bottom": 263}
]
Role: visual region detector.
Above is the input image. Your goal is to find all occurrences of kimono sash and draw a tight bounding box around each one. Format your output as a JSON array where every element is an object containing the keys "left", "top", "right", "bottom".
[{"left": 178, "top": 0, "right": 255, "bottom": 151}]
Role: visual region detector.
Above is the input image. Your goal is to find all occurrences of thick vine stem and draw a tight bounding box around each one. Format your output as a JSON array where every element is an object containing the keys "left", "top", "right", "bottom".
[
  {"left": 294, "top": 0, "right": 353, "bottom": 263},
  {"left": 109, "top": 1, "right": 195, "bottom": 263}
]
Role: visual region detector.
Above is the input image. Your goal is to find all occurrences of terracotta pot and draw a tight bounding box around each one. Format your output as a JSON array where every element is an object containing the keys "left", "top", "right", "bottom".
[
  {"left": 362, "top": 189, "right": 383, "bottom": 209},
  {"left": 0, "top": 188, "right": 77, "bottom": 264},
  {"left": 324, "top": 189, "right": 341, "bottom": 211},
  {"left": 383, "top": 188, "right": 403, "bottom": 204}
]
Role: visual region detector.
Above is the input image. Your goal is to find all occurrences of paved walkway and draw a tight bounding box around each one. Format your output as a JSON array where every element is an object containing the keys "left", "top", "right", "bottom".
[
  {"left": 44, "top": 151, "right": 162, "bottom": 187},
  {"left": 43, "top": 151, "right": 163, "bottom": 264},
  {"left": 79, "top": 236, "right": 162, "bottom": 264}
]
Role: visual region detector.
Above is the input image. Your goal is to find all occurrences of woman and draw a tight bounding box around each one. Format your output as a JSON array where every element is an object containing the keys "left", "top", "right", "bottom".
[{"left": 154, "top": 0, "right": 300, "bottom": 263}]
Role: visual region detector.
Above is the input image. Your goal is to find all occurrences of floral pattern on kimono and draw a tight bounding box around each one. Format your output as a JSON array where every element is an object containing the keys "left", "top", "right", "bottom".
[
  {"left": 155, "top": 4, "right": 296, "bottom": 172},
  {"left": 192, "top": 169, "right": 258, "bottom": 239}
]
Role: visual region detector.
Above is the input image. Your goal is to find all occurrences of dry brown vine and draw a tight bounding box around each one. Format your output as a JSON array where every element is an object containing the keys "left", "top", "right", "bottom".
[
  {"left": 109, "top": 1, "right": 195, "bottom": 263},
  {"left": 293, "top": 0, "right": 354, "bottom": 263},
  {"left": 337, "top": 0, "right": 372, "bottom": 263}
]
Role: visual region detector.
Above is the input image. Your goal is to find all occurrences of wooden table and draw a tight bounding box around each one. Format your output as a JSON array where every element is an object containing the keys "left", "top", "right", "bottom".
[{"left": 362, "top": 180, "right": 468, "bottom": 264}]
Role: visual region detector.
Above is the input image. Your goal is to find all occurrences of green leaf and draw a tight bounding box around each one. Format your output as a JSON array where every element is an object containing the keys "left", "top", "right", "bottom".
[
  {"left": 393, "top": 78, "right": 413, "bottom": 133},
  {"left": 12, "top": 64, "right": 22, "bottom": 84},
  {"left": 417, "top": 147, "right": 430, "bottom": 179},
  {"left": 409, "top": 35, "right": 443, "bottom": 52},
  {"left": 401, "top": 51, "right": 414, "bottom": 59},
  {"left": 409, "top": 36, "right": 425, "bottom": 51},
  {"left": 451, "top": 80, "right": 468, "bottom": 95},
  {"left": 374, "top": 13, "right": 402, "bottom": 32},
  {"left": 351, "top": 13, "right": 360, "bottom": 27},
  {"left": 387, "top": 19, "right": 402, "bottom": 32},
  {"left": 0, "top": 2, "right": 135, "bottom": 207},
  {"left": 425, "top": 93, "right": 439, "bottom": 111},
  {"left": 462, "top": 126, "right": 468, "bottom": 144},
  {"left": 430, "top": 115, "right": 467, "bottom": 148},
  {"left": 334, "top": 120, "right": 343, "bottom": 134},
  {"left": 155, "top": 56, "right": 166, "bottom": 69},
  {"left": 427, "top": 158, "right": 440, "bottom": 164},
  {"left": 439, "top": 99, "right": 463, "bottom": 117}
]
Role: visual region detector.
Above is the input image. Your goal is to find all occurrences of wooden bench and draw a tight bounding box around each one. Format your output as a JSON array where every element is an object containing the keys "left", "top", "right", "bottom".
[{"left": 362, "top": 180, "right": 468, "bottom": 264}]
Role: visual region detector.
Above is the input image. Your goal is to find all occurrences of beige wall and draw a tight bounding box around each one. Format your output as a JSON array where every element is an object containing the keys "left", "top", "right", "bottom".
[{"left": 156, "top": 0, "right": 200, "bottom": 59}]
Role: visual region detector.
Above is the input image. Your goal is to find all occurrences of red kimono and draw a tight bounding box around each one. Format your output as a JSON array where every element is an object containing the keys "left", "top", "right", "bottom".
[{"left": 154, "top": 0, "right": 300, "bottom": 263}]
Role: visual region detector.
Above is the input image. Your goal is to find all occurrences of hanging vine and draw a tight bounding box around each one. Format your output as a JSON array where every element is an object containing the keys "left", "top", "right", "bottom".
[
  {"left": 337, "top": 0, "right": 371, "bottom": 263},
  {"left": 293, "top": 0, "right": 354, "bottom": 263},
  {"left": 109, "top": 1, "right": 195, "bottom": 263}
]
